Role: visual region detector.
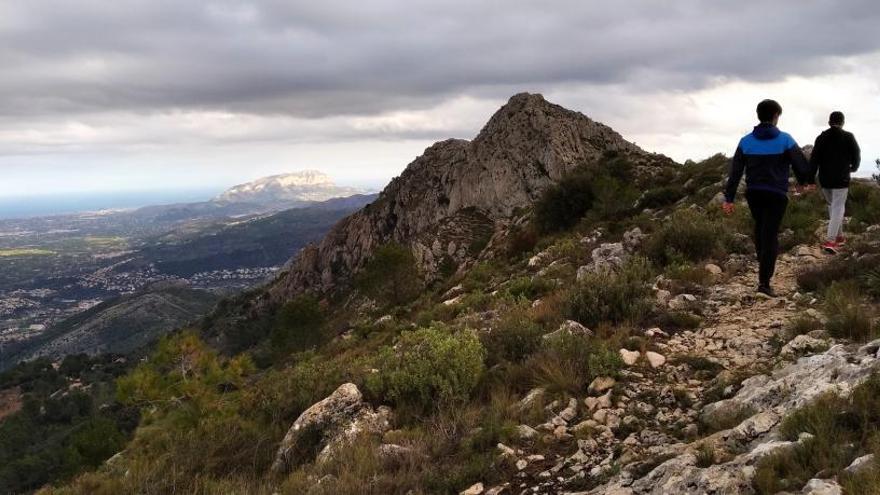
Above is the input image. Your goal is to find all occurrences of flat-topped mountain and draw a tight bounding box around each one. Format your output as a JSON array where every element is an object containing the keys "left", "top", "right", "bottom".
[
  {"left": 265, "top": 92, "right": 673, "bottom": 303},
  {"left": 214, "top": 170, "right": 367, "bottom": 205}
]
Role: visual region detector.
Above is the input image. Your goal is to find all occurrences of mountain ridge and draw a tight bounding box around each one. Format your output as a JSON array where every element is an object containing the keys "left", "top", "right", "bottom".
[{"left": 264, "top": 92, "right": 674, "bottom": 304}]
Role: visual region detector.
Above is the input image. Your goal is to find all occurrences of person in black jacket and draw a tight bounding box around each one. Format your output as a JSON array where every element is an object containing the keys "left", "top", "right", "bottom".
[
  {"left": 722, "top": 99, "right": 813, "bottom": 296},
  {"left": 811, "top": 111, "right": 861, "bottom": 254}
]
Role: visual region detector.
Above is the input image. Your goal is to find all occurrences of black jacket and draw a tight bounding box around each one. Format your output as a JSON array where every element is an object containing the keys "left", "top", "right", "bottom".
[{"left": 811, "top": 126, "right": 860, "bottom": 189}]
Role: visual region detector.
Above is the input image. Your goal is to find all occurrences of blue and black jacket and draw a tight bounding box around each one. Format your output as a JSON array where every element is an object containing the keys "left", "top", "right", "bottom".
[{"left": 724, "top": 123, "right": 813, "bottom": 202}]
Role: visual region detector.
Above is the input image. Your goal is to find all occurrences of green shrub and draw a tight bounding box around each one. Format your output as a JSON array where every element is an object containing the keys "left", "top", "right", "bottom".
[
  {"left": 528, "top": 333, "right": 622, "bottom": 394},
  {"left": 533, "top": 157, "right": 638, "bottom": 233},
  {"left": 357, "top": 243, "right": 423, "bottom": 306},
  {"left": 846, "top": 181, "right": 880, "bottom": 230},
  {"left": 534, "top": 168, "right": 596, "bottom": 233},
  {"left": 779, "top": 193, "right": 824, "bottom": 248},
  {"left": 366, "top": 325, "right": 485, "bottom": 412},
  {"left": 504, "top": 276, "right": 554, "bottom": 300},
  {"left": 567, "top": 257, "right": 653, "bottom": 327},
  {"left": 482, "top": 304, "right": 544, "bottom": 364},
  {"left": 270, "top": 294, "right": 325, "bottom": 355},
  {"left": 785, "top": 315, "right": 822, "bottom": 339},
  {"left": 639, "top": 185, "right": 686, "bottom": 209},
  {"left": 644, "top": 209, "right": 722, "bottom": 266},
  {"left": 824, "top": 281, "right": 877, "bottom": 342}
]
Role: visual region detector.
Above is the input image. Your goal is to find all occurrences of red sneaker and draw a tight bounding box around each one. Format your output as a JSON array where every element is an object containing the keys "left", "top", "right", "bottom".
[
  {"left": 835, "top": 235, "right": 847, "bottom": 245},
  {"left": 822, "top": 240, "right": 840, "bottom": 254}
]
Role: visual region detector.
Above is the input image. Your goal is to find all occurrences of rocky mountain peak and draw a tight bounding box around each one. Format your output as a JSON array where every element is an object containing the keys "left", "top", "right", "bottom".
[{"left": 260, "top": 93, "right": 671, "bottom": 305}]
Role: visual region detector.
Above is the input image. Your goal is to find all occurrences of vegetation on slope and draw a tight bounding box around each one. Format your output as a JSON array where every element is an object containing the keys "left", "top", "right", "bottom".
[{"left": 18, "top": 153, "right": 880, "bottom": 494}]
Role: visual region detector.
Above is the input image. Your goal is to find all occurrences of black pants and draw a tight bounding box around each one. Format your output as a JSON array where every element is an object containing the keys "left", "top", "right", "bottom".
[{"left": 745, "top": 190, "right": 788, "bottom": 286}]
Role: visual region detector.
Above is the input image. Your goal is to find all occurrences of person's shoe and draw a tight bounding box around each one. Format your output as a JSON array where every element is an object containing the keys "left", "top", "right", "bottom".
[
  {"left": 822, "top": 240, "right": 840, "bottom": 254},
  {"left": 835, "top": 235, "right": 847, "bottom": 246},
  {"left": 757, "top": 284, "right": 776, "bottom": 297}
]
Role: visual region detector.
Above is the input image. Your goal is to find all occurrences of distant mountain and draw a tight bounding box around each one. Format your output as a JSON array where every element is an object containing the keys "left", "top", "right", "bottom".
[
  {"left": 214, "top": 170, "right": 367, "bottom": 205},
  {"left": 2, "top": 283, "right": 221, "bottom": 369}
]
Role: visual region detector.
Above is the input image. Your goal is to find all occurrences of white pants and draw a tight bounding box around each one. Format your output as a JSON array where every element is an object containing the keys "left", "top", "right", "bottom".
[{"left": 822, "top": 188, "right": 848, "bottom": 241}]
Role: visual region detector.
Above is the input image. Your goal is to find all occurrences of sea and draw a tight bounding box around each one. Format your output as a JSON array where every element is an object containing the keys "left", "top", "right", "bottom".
[{"left": 0, "top": 189, "right": 224, "bottom": 220}]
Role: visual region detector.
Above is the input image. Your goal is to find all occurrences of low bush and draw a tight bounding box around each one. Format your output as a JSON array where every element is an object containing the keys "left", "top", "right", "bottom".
[
  {"left": 528, "top": 333, "right": 622, "bottom": 395},
  {"left": 644, "top": 209, "right": 723, "bottom": 266},
  {"left": 567, "top": 257, "right": 653, "bottom": 328},
  {"left": 784, "top": 314, "right": 823, "bottom": 339},
  {"left": 365, "top": 325, "right": 485, "bottom": 413},
  {"left": 823, "top": 281, "right": 877, "bottom": 342},
  {"left": 533, "top": 157, "right": 638, "bottom": 233},
  {"left": 482, "top": 303, "right": 544, "bottom": 364},
  {"left": 269, "top": 295, "right": 325, "bottom": 355}
]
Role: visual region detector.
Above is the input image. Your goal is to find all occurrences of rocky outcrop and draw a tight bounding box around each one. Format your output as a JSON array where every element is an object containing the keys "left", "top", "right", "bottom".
[
  {"left": 270, "top": 383, "right": 392, "bottom": 475},
  {"left": 265, "top": 93, "right": 671, "bottom": 304}
]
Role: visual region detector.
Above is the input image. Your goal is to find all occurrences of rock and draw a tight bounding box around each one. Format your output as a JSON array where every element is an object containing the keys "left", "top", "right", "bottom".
[
  {"left": 517, "top": 388, "right": 545, "bottom": 411},
  {"left": 781, "top": 335, "right": 828, "bottom": 357},
  {"left": 559, "top": 398, "right": 578, "bottom": 422},
  {"left": 704, "top": 263, "right": 723, "bottom": 275},
  {"left": 619, "top": 348, "right": 640, "bottom": 366},
  {"left": 645, "top": 327, "right": 670, "bottom": 339},
  {"left": 544, "top": 320, "right": 593, "bottom": 340},
  {"left": 668, "top": 293, "right": 697, "bottom": 311},
  {"left": 271, "top": 383, "right": 392, "bottom": 474},
  {"left": 592, "top": 408, "right": 609, "bottom": 424},
  {"left": 655, "top": 289, "right": 672, "bottom": 306},
  {"left": 645, "top": 351, "right": 666, "bottom": 368},
  {"left": 801, "top": 478, "right": 842, "bottom": 495},
  {"left": 461, "top": 482, "right": 485, "bottom": 495},
  {"left": 374, "top": 315, "right": 393, "bottom": 325},
  {"left": 516, "top": 425, "right": 539, "bottom": 440},
  {"left": 443, "top": 295, "right": 463, "bottom": 306},
  {"left": 623, "top": 227, "right": 646, "bottom": 252},
  {"left": 845, "top": 453, "right": 875, "bottom": 473},
  {"left": 497, "top": 443, "right": 516, "bottom": 457},
  {"left": 588, "top": 376, "right": 616, "bottom": 395},
  {"left": 597, "top": 390, "right": 613, "bottom": 409},
  {"left": 377, "top": 443, "right": 417, "bottom": 461},
  {"left": 484, "top": 485, "right": 509, "bottom": 495},
  {"left": 516, "top": 459, "right": 528, "bottom": 470}
]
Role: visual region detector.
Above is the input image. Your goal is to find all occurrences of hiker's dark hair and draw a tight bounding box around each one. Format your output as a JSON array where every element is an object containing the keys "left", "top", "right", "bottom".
[
  {"left": 829, "top": 111, "right": 845, "bottom": 126},
  {"left": 756, "top": 99, "right": 783, "bottom": 122}
]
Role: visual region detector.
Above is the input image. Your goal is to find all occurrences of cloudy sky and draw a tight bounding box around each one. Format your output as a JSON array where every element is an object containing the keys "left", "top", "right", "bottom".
[{"left": 2, "top": 0, "right": 879, "bottom": 199}]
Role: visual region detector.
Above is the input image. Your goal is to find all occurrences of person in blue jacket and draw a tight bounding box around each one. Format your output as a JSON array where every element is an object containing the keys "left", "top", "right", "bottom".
[{"left": 722, "top": 99, "right": 813, "bottom": 296}]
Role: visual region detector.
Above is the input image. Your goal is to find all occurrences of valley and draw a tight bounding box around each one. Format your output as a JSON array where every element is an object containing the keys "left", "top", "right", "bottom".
[{"left": 0, "top": 172, "right": 376, "bottom": 369}]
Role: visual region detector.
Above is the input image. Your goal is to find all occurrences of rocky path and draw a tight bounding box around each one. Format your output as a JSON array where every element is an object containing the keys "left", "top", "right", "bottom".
[{"left": 478, "top": 247, "right": 880, "bottom": 495}]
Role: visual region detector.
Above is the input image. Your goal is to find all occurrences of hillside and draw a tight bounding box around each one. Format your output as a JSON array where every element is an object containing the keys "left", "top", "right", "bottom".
[
  {"left": 128, "top": 194, "right": 377, "bottom": 277},
  {"left": 15, "top": 94, "right": 880, "bottom": 495},
  {"left": 2, "top": 283, "right": 221, "bottom": 368}
]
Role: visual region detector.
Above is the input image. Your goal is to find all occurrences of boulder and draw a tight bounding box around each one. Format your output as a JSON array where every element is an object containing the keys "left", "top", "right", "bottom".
[
  {"left": 461, "top": 482, "right": 485, "bottom": 495},
  {"left": 271, "top": 383, "right": 392, "bottom": 474},
  {"left": 801, "top": 478, "right": 842, "bottom": 495},
  {"left": 619, "top": 348, "right": 640, "bottom": 366},
  {"left": 781, "top": 335, "right": 828, "bottom": 358},
  {"left": 588, "top": 376, "right": 616, "bottom": 395},
  {"left": 645, "top": 351, "right": 666, "bottom": 368},
  {"left": 543, "top": 320, "right": 592, "bottom": 340},
  {"left": 704, "top": 263, "right": 723, "bottom": 275}
]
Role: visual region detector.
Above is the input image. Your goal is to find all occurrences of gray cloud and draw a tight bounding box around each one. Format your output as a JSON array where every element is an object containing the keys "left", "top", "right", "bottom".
[{"left": 3, "top": 0, "right": 880, "bottom": 119}]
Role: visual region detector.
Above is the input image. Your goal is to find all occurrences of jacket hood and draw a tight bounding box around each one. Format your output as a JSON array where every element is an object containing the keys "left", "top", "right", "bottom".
[{"left": 752, "top": 123, "right": 781, "bottom": 140}]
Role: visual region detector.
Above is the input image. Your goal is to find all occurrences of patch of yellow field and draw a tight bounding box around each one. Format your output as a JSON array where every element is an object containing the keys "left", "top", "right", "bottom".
[{"left": 0, "top": 248, "right": 55, "bottom": 257}]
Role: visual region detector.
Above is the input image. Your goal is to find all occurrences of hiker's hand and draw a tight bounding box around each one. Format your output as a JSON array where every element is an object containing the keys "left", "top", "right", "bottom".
[
  {"left": 804, "top": 184, "right": 817, "bottom": 192},
  {"left": 722, "top": 202, "right": 735, "bottom": 215},
  {"left": 793, "top": 185, "right": 803, "bottom": 195}
]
